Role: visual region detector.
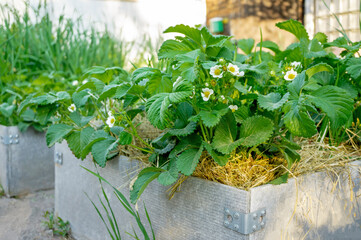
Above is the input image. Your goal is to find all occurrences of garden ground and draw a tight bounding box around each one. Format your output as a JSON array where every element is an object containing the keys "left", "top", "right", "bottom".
[{"left": 0, "top": 190, "right": 70, "bottom": 240}]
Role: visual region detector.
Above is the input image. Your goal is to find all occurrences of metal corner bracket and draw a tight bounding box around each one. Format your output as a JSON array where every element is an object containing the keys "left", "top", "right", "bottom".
[
  {"left": 55, "top": 152, "right": 63, "bottom": 165},
  {"left": 224, "top": 207, "right": 266, "bottom": 235},
  {"left": 0, "top": 134, "right": 20, "bottom": 145}
]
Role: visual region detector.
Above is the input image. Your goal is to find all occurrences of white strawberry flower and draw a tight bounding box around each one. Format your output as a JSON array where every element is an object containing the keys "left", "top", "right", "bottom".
[
  {"left": 106, "top": 114, "right": 116, "bottom": 128},
  {"left": 201, "top": 88, "right": 214, "bottom": 101},
  {"left": 68, "top": 104, "right": 76, "bottom": 112},
  {"left": 290, "top": 61, "right": 302, "bottom": 68},
  {"left": 72, "top": 80, "right": 79, "bottom": 86},
  {"left": 229, "top": 105, "right": 238, "bottom": 112},
  {"left": 82, "top": 79, "right": 88, "bottom": 84},
  {"left": 236, "top": 71, "right": 245, "bottom": 77},
  {"left": 227, "top": 63, "right": 240, "bottom": 76},
  {"left": 284, "top": 69, "right": 298, "bottom": 81},
  {"left": 210, "top": 65, "right": 223, "bottom": 78},
  {"left": 220, "top": 95, "right": 225, "bottom": 100}
]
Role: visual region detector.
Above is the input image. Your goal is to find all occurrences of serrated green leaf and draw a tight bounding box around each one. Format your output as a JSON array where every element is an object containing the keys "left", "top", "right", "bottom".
[
  {"left": 83, "top": 66, "right": 123, "bottom": 84},
  {"left": 306, "top": 63, "right": 334, "bottom": 79},
  {"left": 305, "top": 38, "right": 327, "bottom": 59},
  {"left": 309, "top": 85, "right": 353, "bottom": 130},
  {"left": 72, "top": 90, "right": 91, "bottom": 108},
  {"left": 288, "top": 71, "right": 306, "bottom": 97},
  {"left": 130, "top": 167, "right": 163, "bottom": 203},
  {"left": 157, "top": 159, "right": 178, "bottom": 186},
  {"left": 0, "top": 103, "right": 16, "bottom": 118},
  {"left": 20, "top": 109, "right": 35, "bottom": 122},
  {"left": 118, "top": 131, "right": 133, "bottom": 145},
  {"left": 217, "top": 47, "right": 233, "bottom": 60},
  {"left": 238, "top": 38, "right": 255, "bottom": 55},
  {"left": 338, "top": 79, "right": 358, "bottom": 99},
  {"left": 175, "top": 49, "right": 205, "bottom": 63},
  {"left": 146, "top": 93, "right": 173, "bottom": 129},
  {"left": 270, "top": 173, "right": 289, "bottom": 185},
  {"left": 164, "top": 24, "right": 202, "bottom": 46},
  {"left": 346, "top": 58, "right": 361, "bottom": 79},
  {"left": 238, "top": 116, "right": 274, "bottom": 147},
  {"left": 175, "top": 102, "right": 194, "bottom": 123},
  {"left": 46, "top": 124, "right": 74, "bottom": 147},
  {"left": 310, "top": 71, "right": 334, "bottom": 86},
  {"left": 258, "top": 92, "right": 289, "bottom": 111},
  {"left": 176, "top": 146, "right": 204, "bottom": 175},
  {"left": 203, "top": 141, "right": 228, "bottom": 166},
  {"left": 313, "top": 32, "right": 328, "bottom": 44},
  {"left": 30, "top": 94, "right": 57, "bottom": 105},
  {"left": 168, "top": 121, "right": 197, "bottom": 137},
  {"left": 234, "top": 105, "right": 250, "bottom": 123},
  {"left": 69, "top": 111, "right": 93, "bottom": 127},
  {"left": 17, "top": 93, "right": 36, "bottom": 114},
  {"left": 256, "top": 40, "right": 280, "bottom": 53},
  {"left": 158, "top": 40, "right": 193, "bottom": 59},
  {"left": 276, "top": 19, "right": 309, "bottom": 41},
  {"left": 81, "top": 130, "right": 108, "bottom": 159},
  {"left": 147, "top": 75, "right": 173, "bottom": 95},
  {"left": 201, "top": 27, "right": 231, "bottom": 47},
  {"left": 131, "top": 67, "right": 160, "bottom": 83},
  {"left": 91, "top": 137, "right": 117, "bottom": 167},
  {"left": 201, "top": 27, "right": 230, "bottom": 46},
  {"left": 283, "top": 100, "right": 317, "bottom": 137},
  {"left": 212, "top": 113, "right": 242, "bottom": 154},
  {"left": 98, "top": 84, "right": 119, "bottom": 101},
  {"left": 67, "top": 127, "right": 95, "bottom": 159},
  {"left": 199, "top": 108, "right": 229, "bottom": 128},
  {"left": 283, "top": 147, "right": 301, "bottom": 167},
  {"left": 324, "top": 37, "right": 361, "bottom": 51}
]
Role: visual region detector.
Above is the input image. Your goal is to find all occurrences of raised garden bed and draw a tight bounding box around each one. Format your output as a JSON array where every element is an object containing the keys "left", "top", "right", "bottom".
[
  {"left": 0, "top": 126, "right": 54, "bottom": 197},
  {"left": 55, "top": 141, "right": 361, "bottom": 240}
]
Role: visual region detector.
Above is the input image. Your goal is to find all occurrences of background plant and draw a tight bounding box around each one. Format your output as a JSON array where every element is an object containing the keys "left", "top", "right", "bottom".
[{"left": 0, "top": 1, "right": 157, "bottom": 130}]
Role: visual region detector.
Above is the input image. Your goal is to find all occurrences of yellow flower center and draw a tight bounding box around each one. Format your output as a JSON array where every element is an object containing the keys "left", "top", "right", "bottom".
[
  {"left": 110, "top": 118, "right": 115, "bottom": 124},
  {"left": 71, "top": 106, "right": 75, "bottom": 110},
  {"left": 214, "top": 69, "right": 221, "bottom": 76},
  {"left": 231, "top": 108, "right": 236, "bottom": 113},
  {"left": 204, "top": 91, "right": 210, "bottom": 98},
  {"left": 229, "top": 66, "right": 235, "bottom": 72},
  {"left": 288, "top": 73, "right": 296, "bottom": 80}
]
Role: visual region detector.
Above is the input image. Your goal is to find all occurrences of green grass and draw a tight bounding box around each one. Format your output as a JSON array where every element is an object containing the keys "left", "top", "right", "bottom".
[
  {"left": 0, "top": 1, "right": 125, "bottom": 81},
  {"left": 43, "top": 211, "right": 72, "bottom": 238},
  {"left": 0, "top": 183, "right": 5, "bottom": 197}
]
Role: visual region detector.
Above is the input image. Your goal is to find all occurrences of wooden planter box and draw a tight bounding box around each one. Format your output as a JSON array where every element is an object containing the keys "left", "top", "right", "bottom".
[
  {"left": 0, "top": 126, "right": 55, "bottom": 197},
  {"left": 55, "top": 141, "right": 361, "bottom": 240}
]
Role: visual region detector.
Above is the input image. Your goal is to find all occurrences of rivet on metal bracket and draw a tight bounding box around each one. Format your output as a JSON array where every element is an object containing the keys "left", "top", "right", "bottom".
[
  {"left": 55, "top": 152, "right": 63, "bottom": 165},
  {"left": 223, "top": 207, "right": 266, "bottom": 235}
]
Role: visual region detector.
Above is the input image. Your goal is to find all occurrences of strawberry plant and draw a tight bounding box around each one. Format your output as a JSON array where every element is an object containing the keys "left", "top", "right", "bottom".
[{"left": 128, "top": 20, "right": 357, "bottom": 203}]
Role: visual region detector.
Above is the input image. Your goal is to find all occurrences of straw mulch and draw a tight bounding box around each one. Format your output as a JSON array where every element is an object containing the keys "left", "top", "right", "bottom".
[{"left": 193, "top": 136, "right": 361, "bottom": 190}]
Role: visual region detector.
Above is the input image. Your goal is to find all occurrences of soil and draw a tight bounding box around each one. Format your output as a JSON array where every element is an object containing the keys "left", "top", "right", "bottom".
[{"left": 0, "top": 190, "right": 71, "bottom": 240}]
